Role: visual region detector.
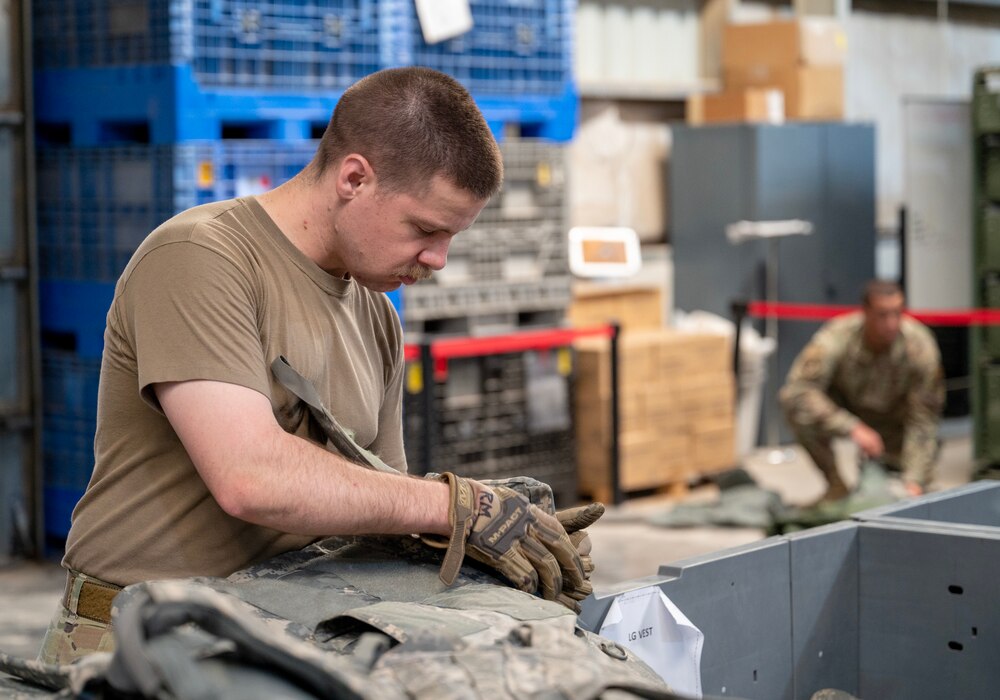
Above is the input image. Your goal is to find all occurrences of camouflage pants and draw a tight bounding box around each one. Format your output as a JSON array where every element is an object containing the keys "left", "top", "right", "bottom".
[
  {"left": 37, "top": 571, "right": 117, "bottom": 665},
  {"left": 790, "top": 423, "right": 903, "bottom": 495}
]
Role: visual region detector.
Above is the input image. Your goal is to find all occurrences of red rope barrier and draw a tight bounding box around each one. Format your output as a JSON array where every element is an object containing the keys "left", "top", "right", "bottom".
[
  {"left": 746, "top": 301, "right": 1000, "bottom": 326},
  {"left": 402, "top": 325, "right": 614, "bottom": 362}
]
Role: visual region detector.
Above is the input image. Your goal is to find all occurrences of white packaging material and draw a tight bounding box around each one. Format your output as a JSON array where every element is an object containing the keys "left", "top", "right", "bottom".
[{"left": 599, "top": 585, "right": 704, "bottom": 697}]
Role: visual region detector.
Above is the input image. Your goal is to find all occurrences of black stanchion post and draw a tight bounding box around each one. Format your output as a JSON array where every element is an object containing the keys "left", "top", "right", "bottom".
[
  {"left": 610, "top": 322, "right": 623, "bottom": 506},
  {"left": 419, "top": 341, "right": 434, "bottom": 477},
  {"left": 731, "top": 300, "right": 748, "bottom": 400},
  {"left": 898, "top": 205, "right": 907, "bottom": 294}
]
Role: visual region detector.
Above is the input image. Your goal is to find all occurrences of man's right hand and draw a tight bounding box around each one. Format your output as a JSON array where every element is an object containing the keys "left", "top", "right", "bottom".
[
  {"left": 424, "top": 472, "right": 589, "bottom": 608},
  {"left": 850, "top": 422, "right": 884, "bottom": 458}
]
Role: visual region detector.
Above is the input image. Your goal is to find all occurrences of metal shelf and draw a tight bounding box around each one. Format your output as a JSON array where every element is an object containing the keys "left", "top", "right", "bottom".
[{"left": 578, "top": 78, "right": 720, "bottom": 103}]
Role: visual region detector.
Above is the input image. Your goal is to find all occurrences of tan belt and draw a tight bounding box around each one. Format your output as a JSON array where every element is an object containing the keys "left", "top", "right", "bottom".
[{"left": 64, "top": 571, "right": 122, "bottom": 625}]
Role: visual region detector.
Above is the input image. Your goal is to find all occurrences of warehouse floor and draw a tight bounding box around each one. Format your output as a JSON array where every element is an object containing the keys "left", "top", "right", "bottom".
[{"left": 0, "top": 420, "right": 976, "bottom": 663}]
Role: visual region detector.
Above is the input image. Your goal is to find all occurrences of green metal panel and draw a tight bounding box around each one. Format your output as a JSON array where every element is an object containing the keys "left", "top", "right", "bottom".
[
  {"left": 983, "top": 275, "right": 1000, "bottom": 357},
  {"left": 980, "top": 366, "right": 1000, "bottom": 461},
  {"left": 985, "top": 147, "right": 1000, "bottom": 203},
  {"left": 974, "top": 67, "right": 1000, "bottom": 135},
  {"left": 974, "top": 69, "right": 1000, "bottom": 464},
  {"left": 980, "top": 206, "right": 1000, "bottom": 272}
]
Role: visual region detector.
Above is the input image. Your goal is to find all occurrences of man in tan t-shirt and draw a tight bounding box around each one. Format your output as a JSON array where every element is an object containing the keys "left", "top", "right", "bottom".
[{"left": 40, "top": 67, "right": 599, "bottom": 665}]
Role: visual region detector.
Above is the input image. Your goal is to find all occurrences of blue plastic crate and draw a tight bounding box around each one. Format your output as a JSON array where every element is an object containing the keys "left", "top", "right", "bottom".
[
  {"left": 44, "top": 486, "right": 85, "bottom": 540},
  {"left": 42, "top": 382, "right": 100, "bottom": 539},
  {"left": 402, "top": 0, "right": 573, "bottom": 97},
  {"left": 35, "top": 64, "right": 576, "bottom": 145},
  {"left": 43, "top": 426, "right": 97, "bottom": 490},
  {"left": 33, "top": 0, "right": 390, "bottom": 90},
  {"left": 35, "top": 64, "right": 343, "bottom": 145},
  {"left": 39, "top": 280, "right": 115, "bottom": 358},
  {"left": 476, "top": 85, "right": 577, "bottom": 142},
  {"left": 42, "top": 415, "right": 96, "bottom": 539},
  {"left": 42, "top": 351, "right": 102, "bottom": 419},
  {"left": 34, "top": 0, "right": 572, "bottom": 95},
  {"left": 34, "top": 0, "right": 577, "bottom": 145},
  {"left": 37, "top": 141, "right": 318, "bottom": 281},
  {"left": 385, "top": 288, "right": 403, "bottom": 317}
]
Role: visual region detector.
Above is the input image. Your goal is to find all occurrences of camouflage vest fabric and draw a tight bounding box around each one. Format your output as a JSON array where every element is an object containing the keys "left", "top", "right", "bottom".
[{"left": 0, "top": 479, "right": 680, "bottom": 699}]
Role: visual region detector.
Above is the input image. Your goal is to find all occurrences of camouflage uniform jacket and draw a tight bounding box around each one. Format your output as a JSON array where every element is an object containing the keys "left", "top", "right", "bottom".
[{"left": 779, "top": 311, "right": 945, "bottom": 486}]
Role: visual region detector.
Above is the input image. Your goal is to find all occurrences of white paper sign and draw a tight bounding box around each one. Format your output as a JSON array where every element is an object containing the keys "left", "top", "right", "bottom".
[
  {"left": 414, "top": 0, "right": 473, "bottom": 45},
  {"left": 598, "top": 586, "right": 704, "bottom": 698}
]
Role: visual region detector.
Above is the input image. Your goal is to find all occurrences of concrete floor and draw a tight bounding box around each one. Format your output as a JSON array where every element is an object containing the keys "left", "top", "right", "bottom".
[{"left": 0, "top": 424, "right": 976, "bottom": 663}]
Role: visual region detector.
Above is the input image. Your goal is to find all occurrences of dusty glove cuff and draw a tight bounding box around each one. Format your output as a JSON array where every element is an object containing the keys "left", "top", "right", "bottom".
[{"left": 435, "top": 472, "right": 476, "bottom": 586}]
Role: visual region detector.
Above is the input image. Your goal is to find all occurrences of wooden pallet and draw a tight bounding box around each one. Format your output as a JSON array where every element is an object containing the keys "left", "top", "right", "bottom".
[{"left": 581, "top": 478, "right": 691, "bottom": 506}]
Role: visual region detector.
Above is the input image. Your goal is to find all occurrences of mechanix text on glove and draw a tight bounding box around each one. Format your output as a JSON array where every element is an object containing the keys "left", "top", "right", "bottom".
[{"left": 422, "top": 472, "right": 590, "bottom": 608}]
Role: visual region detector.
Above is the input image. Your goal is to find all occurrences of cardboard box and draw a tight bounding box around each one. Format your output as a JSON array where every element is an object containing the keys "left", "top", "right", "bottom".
[
  {"left": 577, "top": 377, "right": 733, "bottom": 451},
  {"left": 667, "top": 378, "right": 735, "bottom": 417},
  {"left": 722, "top": 19, "right": 847, "bottom": 73},
  {"left": 725, "top": 65, "right": 843, "bottom": 121},
  {"left": 574, "top": 329, "right": 737, "bottom": 493},
  {"left": 801, "top": 19, "right": 848, "bottom": 64},
  {"left": 723, "top": 21, "right": 798, "bottom": 72},
  {"left": 692, "top": 88, "right": 784, "bottom": 125},
  {"left": 785, "top": 65, "right": 843, "bottom": 120},
  {"left": 691, "top": 419, "right": 737, "bottom": 474},
  {"left": 575, "top": 331, "right": 732, "bottom": 398},
  {"left": 569, "top": 283, "right": 664, "bottom": 334},
  {"left": 720, "top": 18, "right": 845, "bottom": 122},
  {"left": 575, "top": 389, "right": 647, "bottom": 445},
  {"left": 658, "top": 332, "right": 732, "bottom": 377},
  {"left": 577, "top": 429, "right": 692, "bottom": 494}
]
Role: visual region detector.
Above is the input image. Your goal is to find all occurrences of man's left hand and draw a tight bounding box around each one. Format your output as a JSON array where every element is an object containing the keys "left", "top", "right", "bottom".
[{"left": 551, "top": 502, "right": 605, "bottom": 611}]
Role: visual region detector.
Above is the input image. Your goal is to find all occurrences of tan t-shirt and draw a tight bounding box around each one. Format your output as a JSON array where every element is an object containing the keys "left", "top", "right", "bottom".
[{"left": 63, "top": 197, "right": 406, "bottom": 585}]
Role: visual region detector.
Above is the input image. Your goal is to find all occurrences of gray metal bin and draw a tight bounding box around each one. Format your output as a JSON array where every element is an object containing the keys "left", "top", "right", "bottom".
[
  {"left": 580, "top": 511, "right": 1000, "bottom": 699},
  {"left": 853, "top": 480, "right": 1000, "bottom": 532}
]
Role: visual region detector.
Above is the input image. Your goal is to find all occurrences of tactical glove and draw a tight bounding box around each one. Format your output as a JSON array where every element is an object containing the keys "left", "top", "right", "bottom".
[
  {"left": 551, "top": 502, "right": 605, "bottom": 611},
  {"left": 555, "top": 502, "right": 605, "bottom": 575},
  {"left": 424, "top": 472, "right": 589, "bottom": 607}
]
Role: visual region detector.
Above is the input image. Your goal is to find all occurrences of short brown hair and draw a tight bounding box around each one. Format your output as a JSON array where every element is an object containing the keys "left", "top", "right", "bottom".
[
  {"left": 312, "top": 67, "right": 503, "bottom": 200},
  {"left": 862, "top": 279, "right": 904, "bottom": 306}
]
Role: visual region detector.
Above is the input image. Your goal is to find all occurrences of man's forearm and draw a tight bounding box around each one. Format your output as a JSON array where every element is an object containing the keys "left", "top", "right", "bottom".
[{"left": 210, "top": 424, "right": 452, "bottom": 537}]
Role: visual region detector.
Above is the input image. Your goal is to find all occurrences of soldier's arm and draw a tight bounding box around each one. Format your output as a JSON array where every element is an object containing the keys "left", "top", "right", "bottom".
[
  {"left": 155, "top": 379, "right": 453, "bottom": 537},
  {"left": 778, "top": 330, "right": 859, "bottom": 438},
  {"left": 899, "top": 336, "right": 946, "bottom": 488}
]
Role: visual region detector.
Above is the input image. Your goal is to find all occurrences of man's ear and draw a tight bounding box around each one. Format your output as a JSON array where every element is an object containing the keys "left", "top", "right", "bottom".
[{"left": 335, "top": 154, "right": 374, "bottom": 199}]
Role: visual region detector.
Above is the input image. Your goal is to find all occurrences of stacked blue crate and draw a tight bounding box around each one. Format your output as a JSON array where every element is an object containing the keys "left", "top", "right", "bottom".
[
  {"left": 34, "top": 0, "right": 576, "bottom": 539},
  {"left": 397, "top": 0, "right": 577, "bottom": 140},
  {"left": 33, "top": 0, "right": 577, "bottom": 144},
  {"left": 40, "top": 351, "right": 101, "bottom": 539},
  {"left": 35, "top": 140, "right": 318, "bottom": 539},
  {"left": 36, "top": 142, "right": 318, "bottom": 283}
]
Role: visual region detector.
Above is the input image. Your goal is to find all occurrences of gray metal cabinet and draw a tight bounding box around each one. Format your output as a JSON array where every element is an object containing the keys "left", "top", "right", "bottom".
[
  {"left": 670, "top": 122, "right": 876, "bottom": 444},
  {"left": 1, "top": 0, "right": 41, "bottom": 558}
]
